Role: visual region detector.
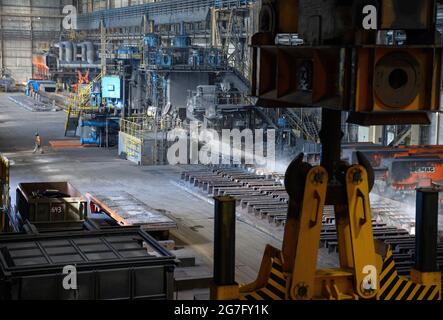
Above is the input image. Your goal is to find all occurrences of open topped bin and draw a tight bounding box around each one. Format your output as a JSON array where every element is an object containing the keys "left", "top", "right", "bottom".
[{"left": 16, "top": 182, "right": 87, "bottom": 232}]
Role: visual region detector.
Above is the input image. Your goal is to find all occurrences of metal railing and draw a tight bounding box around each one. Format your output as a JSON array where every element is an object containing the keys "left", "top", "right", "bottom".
[
  {"left": 120, "top": 116, "right": 156, "bottom": 141},
  {"left": 64, "top": 72, "right": 103, "bottom": 136},
  {"left": 120, "top": 119, "right": 145, "bottom": 141},
  {"left": 66, "top": 72, "right": 103, "bottom": 114}
]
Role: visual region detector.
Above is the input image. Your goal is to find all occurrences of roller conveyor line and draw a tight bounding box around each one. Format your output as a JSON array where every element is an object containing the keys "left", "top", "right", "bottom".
[{"left": 180, "top": 165, "right": 443, "bottom": 280}]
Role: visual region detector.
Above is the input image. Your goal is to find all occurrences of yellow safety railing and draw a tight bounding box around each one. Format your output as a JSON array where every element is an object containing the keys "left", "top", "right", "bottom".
[
  {"left": 65, "top": 72, "right": 103, "bottom": 134},
  {"left": 66, "top": 73, "right": 103, "bottom": 113},
  {"left": 78, "top": 72, "right": 103, "bottom": 112},
  {"left": 120, "top": 118, "right": 144, "bottom": 141},
  {"left": 120, "top": 115, "right": 156, "bottom": 141}
]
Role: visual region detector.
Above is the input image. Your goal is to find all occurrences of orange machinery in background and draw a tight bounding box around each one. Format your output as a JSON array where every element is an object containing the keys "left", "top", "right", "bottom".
[
  {"left": 344, "top": 144, "right": 443, "bottom": 194},
  {"left": 71, "top": 70, "right": 90, "bottom": 93},
  {"left": 31, "top": 55, "right": 49, "bottom": 80}
]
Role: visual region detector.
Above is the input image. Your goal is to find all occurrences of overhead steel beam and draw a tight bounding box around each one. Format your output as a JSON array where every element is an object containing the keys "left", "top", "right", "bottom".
[{"left": 76, "top": 0, "right": 255, "bottom": 30}]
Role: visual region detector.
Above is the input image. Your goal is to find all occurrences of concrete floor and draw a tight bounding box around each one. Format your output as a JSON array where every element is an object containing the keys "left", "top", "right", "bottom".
[
  {"left": 0, "top": 93, "right": 285, "bottom": 286},
  {"left": 4, "top": 91, "right": 439, "bottom": 301}
]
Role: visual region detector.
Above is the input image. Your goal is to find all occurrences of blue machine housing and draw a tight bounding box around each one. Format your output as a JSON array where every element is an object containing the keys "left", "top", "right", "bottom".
[
  {"left": 188, "top": 49, "right": 205, "bottom": 67},
  {"left": 156, "top": 50, "right": 173, "bottom": 67},
  {"left": 25, "top": 80, "right": 57, "bottom": 95},
  {"left": 26, "top": 80, "right": 41, "bottom": 93},
  {"left": 102, "top": 76, "right": 121, "bottom": 99},
  {"left": 101, "top": 76, "right": 124, "bottom": 110},
  {"left": 116, "top": 46, "right": 139, "bottom": 56},
  {"left": 144, "top": 33, "right": 160, "bottom": 48},
  {"left": 207, "top": 50, "right": 224, "bottom": 69},
  {"left": 277, "top": 117, "right": 289, "bottom": 128},
  {"left": 141, "top": 25, "right": 227, "bottom": 71},
  {"left": 116, "top": 46, "right": 141, "bottom": 62},
  {"left": 80, "top": 117, "right": 119, "bottom": 145},
  {"left": 172, "top": 35, "right": 192, "bottom": 48}
]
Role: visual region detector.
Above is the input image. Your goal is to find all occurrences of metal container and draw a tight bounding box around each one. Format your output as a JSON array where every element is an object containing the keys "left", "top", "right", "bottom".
[
  {"left": 16, "top": 182, "right": 87, "bottom": 232},
  {"left": 0, "top": 229, "right": 175, "bottom": 300},
  {"left": 86, "top": 191, "right": 177, "bottom": 234}
]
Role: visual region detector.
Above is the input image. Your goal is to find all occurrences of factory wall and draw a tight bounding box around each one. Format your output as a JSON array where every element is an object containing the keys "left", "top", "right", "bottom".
[
  {"left": 79, "top": 0, "right": 156, "bottom": 13},
  {"left": 0, "top": 0, "right": 71, "bottom": 83}
]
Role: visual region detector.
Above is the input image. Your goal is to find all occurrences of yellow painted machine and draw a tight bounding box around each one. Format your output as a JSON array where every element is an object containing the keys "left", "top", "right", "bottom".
[
  {"left": 234, "top": 160, "right": 441, "bottom": 301},
  {"left": 210, "top": 0, "right": 442, "bottom": 301}
]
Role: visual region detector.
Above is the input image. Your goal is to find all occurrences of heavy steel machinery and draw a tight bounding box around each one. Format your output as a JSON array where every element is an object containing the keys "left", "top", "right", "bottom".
[
  {"left": 341, "top": 144, "right": 443, "bottom": 198},
  {"left": 0, "top": 68, "right": 15, "bottom": 92},
  {"left": 211, "top": 0, "right": 442, "bottom": 300}
]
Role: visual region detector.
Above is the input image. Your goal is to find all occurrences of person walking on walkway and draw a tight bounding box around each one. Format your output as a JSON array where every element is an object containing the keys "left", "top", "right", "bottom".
[{"left": 33, "top": 132, "right": 43, "bottom": 154}]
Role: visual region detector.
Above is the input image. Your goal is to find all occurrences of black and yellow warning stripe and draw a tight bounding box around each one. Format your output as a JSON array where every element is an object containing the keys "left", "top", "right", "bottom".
[
  {"left": 241, "top": 249, "right": 440, "bottom": 300},
  {"left": 240, "top": 258, "right": 288, "bottom": 300},
  {"left": 378, "top": 249, "right": 440, "bottom": 300}
]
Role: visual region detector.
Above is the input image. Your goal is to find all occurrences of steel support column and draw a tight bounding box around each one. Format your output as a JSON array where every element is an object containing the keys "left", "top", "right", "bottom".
[
  {"left": 415, "top": 188, "right": 439, "bottom": 272},
  {"left": 213, "top": 196, "right": 236, "bottom": 285}
]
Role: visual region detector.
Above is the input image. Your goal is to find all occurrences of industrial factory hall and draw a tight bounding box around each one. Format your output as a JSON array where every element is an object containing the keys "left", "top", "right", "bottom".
[{"left": 0, "top": 0, "right": 443, "bottom": 306}]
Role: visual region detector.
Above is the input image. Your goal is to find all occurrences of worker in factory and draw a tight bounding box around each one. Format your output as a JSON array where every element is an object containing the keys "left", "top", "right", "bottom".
[{"left": 33, "top": 132, "right": 43, "bottom": 154}]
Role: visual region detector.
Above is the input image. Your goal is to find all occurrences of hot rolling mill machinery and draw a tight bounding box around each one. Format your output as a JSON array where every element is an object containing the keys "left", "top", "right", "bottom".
[
  {"left": 210, "top": 0, "right": 443, "bottom": 301},
  {"left": 46, "top": 27, "right": 230, "bottom": 146}
]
